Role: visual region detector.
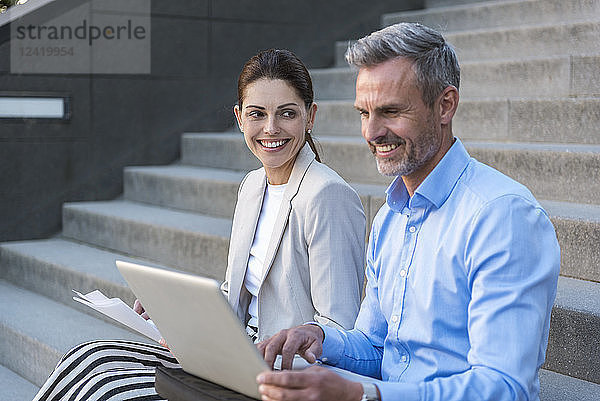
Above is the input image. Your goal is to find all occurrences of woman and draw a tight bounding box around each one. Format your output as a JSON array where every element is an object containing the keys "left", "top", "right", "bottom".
[{"left": 33, "top": 49, "right": 365, "bottom": 401}]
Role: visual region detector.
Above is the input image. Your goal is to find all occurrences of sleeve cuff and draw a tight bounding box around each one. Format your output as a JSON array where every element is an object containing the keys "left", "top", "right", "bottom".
[
  {"left": 304, "top": 322, "right": 345, "bottom": 365},
  {"left": 377, "top": 381, "right": 421, "bottom": 401}
]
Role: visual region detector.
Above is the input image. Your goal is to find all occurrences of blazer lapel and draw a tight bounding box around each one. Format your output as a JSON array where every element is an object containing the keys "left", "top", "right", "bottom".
[
  {"left": 260, "top": 143, "right": 315, "bottom": 283},
  {"left": 229, "top": 170, "right": 267, "bottom": 318}
]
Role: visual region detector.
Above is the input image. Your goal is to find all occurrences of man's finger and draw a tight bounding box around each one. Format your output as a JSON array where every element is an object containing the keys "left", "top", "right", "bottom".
[
  {"left": 298, "top": 340, "right": 322, "bottom": 364},
  {"left": 257, "top": 370, "right": 311, "bottom": 389},
  {"left": 262, "top": 332, "right": 288, "bottom": 369},
  {"left": 280, "top": 336, "right": 305, "bottom": 370}
]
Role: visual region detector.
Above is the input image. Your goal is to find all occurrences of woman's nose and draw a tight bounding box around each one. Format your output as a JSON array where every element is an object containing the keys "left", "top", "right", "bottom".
[{"left": 263, "top": 116, "right": 279, "bottom": 135}]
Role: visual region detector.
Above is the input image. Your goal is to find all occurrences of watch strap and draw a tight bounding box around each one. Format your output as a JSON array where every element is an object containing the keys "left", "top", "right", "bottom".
[{"left": 360, "top": 382, "right": 380, "bottom": 401}]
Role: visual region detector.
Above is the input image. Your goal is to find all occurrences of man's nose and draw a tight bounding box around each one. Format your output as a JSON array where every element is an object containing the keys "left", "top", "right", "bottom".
[{"left": 362, "top": 115, "right": 385, "bottom": 142}]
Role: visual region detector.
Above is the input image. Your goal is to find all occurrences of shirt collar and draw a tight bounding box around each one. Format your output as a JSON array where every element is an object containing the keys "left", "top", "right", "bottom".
[{"left": 386, "top": 138, "right": 470, "bottom": 211}]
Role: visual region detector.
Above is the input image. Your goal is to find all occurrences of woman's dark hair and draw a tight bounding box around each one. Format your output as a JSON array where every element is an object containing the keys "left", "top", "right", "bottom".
[{"left": 237, "top": 49, "right": 321, "bottom": 162}]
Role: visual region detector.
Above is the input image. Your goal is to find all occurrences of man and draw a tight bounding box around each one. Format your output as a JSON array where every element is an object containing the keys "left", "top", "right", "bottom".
[{"left": 256, "top": 22, "right": 560, "bottom": 401}]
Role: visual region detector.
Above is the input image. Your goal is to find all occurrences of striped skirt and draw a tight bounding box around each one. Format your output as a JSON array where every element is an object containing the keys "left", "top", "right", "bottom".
[{"left": 32, "top": 340, "right": 180, "bottom": 401}]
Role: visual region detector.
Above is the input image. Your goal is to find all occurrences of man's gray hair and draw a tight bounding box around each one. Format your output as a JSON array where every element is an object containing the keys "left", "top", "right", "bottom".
[{"left": 345, "top": 22, "right": 460, "bottom": 108}]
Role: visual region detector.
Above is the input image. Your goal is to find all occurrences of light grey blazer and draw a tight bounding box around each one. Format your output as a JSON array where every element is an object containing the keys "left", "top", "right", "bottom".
[{"left": 221, "top": 143, "right": 366, "bottom": 341}]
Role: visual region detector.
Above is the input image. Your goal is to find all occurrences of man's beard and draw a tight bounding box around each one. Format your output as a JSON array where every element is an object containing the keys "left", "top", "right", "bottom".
[{"left": 370, "top": 123, "right": 440, "bottom": 177}]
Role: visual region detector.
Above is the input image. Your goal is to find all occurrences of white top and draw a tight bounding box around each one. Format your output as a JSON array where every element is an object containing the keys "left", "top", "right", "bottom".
[{"left": 244, "top": 182, "right": 287, "bottom": 328}]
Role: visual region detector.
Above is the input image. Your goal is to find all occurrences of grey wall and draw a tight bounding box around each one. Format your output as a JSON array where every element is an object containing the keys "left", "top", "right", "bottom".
[{"left": 0, "top": 0, "right": 424, "bottom": 242}]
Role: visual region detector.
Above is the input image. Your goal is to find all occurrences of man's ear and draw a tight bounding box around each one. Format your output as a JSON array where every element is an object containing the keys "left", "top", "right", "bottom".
[
  {"left": 438, "top": 86, "right": 459, "bottom": 125},
  {"left": 233, "top": 105, "right": 243, "bottom": 132}
]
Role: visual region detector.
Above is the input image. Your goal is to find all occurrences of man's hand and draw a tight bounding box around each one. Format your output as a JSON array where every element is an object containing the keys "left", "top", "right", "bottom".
[
  {"left": 133, "top": 299, "right": 149, "bottom": 320},
  {"left": 257, "top": 366, "right": 363, "bottom": 401},
  {"left": 257, "top": 324, "right": 325, "bottom": 370}
]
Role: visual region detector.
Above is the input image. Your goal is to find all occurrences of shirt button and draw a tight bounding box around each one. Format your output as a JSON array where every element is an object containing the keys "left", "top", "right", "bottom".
[
  {"left": 400, "top": 269, "right": 406, "bottom": 277},
  {"left": 401, "top": 355, "right": 408, "bottom": 363},
  {"left": 391, "top": 315, "right": 399, "bottom": 323},
  {"left": 409, "top": 226, "right": 416, "bottom": 233}
]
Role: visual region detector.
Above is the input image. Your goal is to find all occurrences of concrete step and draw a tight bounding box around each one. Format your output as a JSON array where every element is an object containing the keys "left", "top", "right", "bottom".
[
  {"left": 181, "top": 132, "right": 260, "bottom": 172},
  {"left": 114, "top": 159, "right": 600, "bottom": 283},
  {"left": 362, "top": 194, "right": 600, "bottom": 284},
  {"left": 0, "top": 279, "right": 147, "bottom": 387},
  {"left": 124, "top": 164, "right": 246, "bottom": 219},
  {"left": 2, "top": 238, "right": 598, "bottom": 386},
  {"left": 383, "top": 0, "right": 600, "bottom": 33},
  {"left": 313, "top": 98, "right": 600, "bottom": 145},
  {"left": 0, "top": 238, "right": 168, "bottom": 310},
  {"left": 539, "top": 369, "right": 600, "bottom": 401},
  {"left": 181, "top": 133, "right": 600, "bottom": 204},
  {"left": 425, "top": 0, "right": 512, "bottom": 7},
  {"left": 312, "top": 55, "right": 600, "bottom": 100},
  {"left": 542, "top": 201, "right": 600, "bottom": 283},
  {"left": 447, "top": 20, "right": 600, "bottom": 62},
  {"left": 337, "top": 20, "right": 600, "bottom": 65},
  {"left": 0, "top": 364, "right": 38, "bottom": 401},
  {"left": 545, "top": 276, "right": 600, "bottom": 384},
  {"left": 62, "top": 200, "right": 231, "bottom": 280}
]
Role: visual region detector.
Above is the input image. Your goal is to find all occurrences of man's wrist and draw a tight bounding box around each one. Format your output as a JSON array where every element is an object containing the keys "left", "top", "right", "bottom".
[{"left": 303, "top": 322, "right": 325, "bottom": 343}]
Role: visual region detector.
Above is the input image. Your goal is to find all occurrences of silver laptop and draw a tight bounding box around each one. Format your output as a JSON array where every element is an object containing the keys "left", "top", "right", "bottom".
[
  {"left": 116, "top": 260, "right": 379, "bottom": 399},
  {"left": 116, "top": 260, "right": 269, "bottom": 399}
]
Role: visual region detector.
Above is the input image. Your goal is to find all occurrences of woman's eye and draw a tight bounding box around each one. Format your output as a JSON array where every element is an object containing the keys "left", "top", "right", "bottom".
[
  {"left": 248, "top": 110, "right": 264, "bottom": 118},
  {"left": 281, "top": 110, "right": 296, "bottom": 118}
]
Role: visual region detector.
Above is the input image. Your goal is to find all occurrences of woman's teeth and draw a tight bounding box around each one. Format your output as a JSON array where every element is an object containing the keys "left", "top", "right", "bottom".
[{"left": 260, "top": 139, "right": 288, "bottom": 148}]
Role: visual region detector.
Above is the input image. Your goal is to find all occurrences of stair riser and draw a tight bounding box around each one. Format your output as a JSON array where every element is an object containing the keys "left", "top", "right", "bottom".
[
  {"left": 0, "top": 323, "right": 60, "bottom": 387},
  {"left": 117, "top": 164, "right": 600, "bottom": 283},
  {"left": 449, "top": 22, "right": 600, "bottom": 62},
  {"left": 382, "top": 0, "right": 600, "bottom": 33},
  {"left": 313, "top": 56, "right": 600, "bottom": 100},
  {"left": 553, "top": 219, "right": 600, "bottom": 283},
  {"left": 367, "top": 194, "right": 600, "bottom": 283},
  {"left": 62, "top": 208, "right": 229, "bottom": 280},
  {"left": 182, "top": 135, "right": 600, "bottom": 204},
  {"left": 124, "top": 170, "right": 239, "bottom": 219},
  {"left": 468, "top": 146, "right": 600, "bottom": 205},
  {"left": 314, "top": 99, "right": 600, "bottom": 145},
  {"left": 0, "top": 247, "right": 135, "bottom": 309},
  {"left": 545, "top": 306, "right": 600, "bottom": 384},
  {"left": 181, "top": 134, "right": 260, "bottom": 171},
  {"left": 338, "top": 21, "right": 600, "bottom": 64}
]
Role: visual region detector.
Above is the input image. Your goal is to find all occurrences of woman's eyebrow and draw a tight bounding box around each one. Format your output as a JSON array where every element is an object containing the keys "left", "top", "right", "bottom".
[
  {"left": 245, "top": 105, "right": 265, "bottom": 110},
  {"left": 277, "top": 103, "right": 299, "bottom": 109}
]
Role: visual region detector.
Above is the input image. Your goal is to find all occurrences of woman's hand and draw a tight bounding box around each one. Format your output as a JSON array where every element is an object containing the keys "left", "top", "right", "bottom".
[{"left": 133, "top": 299, "right": 149, "bottom": 320}]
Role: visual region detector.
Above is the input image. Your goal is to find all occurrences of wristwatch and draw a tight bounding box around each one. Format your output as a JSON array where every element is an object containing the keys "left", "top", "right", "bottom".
[{"left": 360, "top": 382, "right": 380, "bottom": 401}]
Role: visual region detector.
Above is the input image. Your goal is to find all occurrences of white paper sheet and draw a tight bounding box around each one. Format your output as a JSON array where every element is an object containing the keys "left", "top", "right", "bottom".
[{"left": 73, "top": 289, "right": 162, "bottom": 343}]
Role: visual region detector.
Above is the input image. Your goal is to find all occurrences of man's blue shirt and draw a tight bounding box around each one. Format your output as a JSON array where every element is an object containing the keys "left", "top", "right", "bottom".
[{"left": 318, "top": 139, "right": 560, "bottom": 400}]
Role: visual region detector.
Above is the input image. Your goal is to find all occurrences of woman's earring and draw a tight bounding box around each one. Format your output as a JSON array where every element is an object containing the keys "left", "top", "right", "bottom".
[{"left": 306, "top": 128, "right": 312, "bottom": 135}]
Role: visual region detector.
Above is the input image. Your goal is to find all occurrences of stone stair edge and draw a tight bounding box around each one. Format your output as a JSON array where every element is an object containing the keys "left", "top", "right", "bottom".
[
  {"left": 122, "top": 161, "right": 600, "bottom": 219},
  {"left": 1, "top": 241, "right": 598, "bottom": 384},
  {"left": 0, "top": 237, "right": 172, "bottom": 307},
  {"left": 0, "top": 363, "right": 39, "bottom": 401},
  {"left": 61, "top": 200, "right": 231, "bottom": 278},
  {"left": 2, "top": 235, "right": 596, "bottom": 316},
  {"left": 63, "top": 199, "right": 232, "bottom": 237},
  {"left": 381, "top": 0, "right": 600, "bottom": 31},
  {"left": 0, "top": 279, "right": 149, "bottom": 386},
  {"left": 314, "top": 54, "right": 600, "bottom": 73},
  {"left": 539, "top": 368, "right": 600, "bottom": 401},
  {"left": 183, "top": 131, "right": 600, "bottom": 154}
]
